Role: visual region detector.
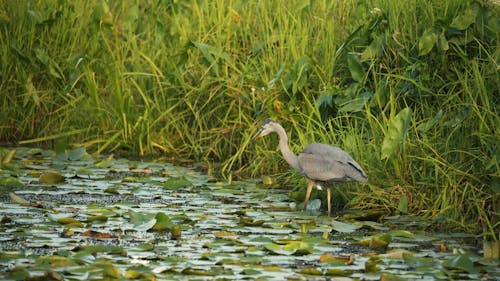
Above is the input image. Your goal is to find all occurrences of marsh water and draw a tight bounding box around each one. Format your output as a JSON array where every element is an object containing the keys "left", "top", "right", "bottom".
[{"left": 0, "top": 147, "right": 498, "bottom": 280}]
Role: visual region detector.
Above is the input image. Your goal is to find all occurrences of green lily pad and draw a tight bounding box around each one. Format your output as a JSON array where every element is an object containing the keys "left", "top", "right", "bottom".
[
  {"left": 0, "top": 176, "right": 24, "bottom": 187},
  {"left": 442, "top": 253, "right": 478, "bottom": 273},
  {"left": 331, "top": 220, "right": 362, "bottom": 233},
  {"left": 39, "top": 172, "right": 65, "bottom": 184},
  {"left": 162, "top": 176, "right": 191, "bottom": 189},
  {"left": 151, "top": 212, "right": 175, "bottom": 231}
]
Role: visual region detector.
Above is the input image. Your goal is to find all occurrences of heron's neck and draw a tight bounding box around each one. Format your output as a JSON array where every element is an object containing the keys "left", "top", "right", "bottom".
[{"left": 275, "top": 125, "right": 301, "bottom": 172}]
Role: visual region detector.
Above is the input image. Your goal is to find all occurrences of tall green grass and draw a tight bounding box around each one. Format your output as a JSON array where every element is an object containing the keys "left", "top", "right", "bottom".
[{"left": 0, "top": 0, "right": 498, "bottom": 238}]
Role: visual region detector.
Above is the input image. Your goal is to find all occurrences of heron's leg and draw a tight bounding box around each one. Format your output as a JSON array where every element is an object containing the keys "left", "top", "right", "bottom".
[
  {"left": 304, "top": 180, "right": 314, "bottom": 211},
  {"left": 326, "top": 187, "right": 331, "bottom": 217}
]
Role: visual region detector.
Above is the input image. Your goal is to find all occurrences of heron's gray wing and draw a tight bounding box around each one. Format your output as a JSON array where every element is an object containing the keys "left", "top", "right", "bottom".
[{"left": 298, "top": 143, "right": 367, "bottom": 182}]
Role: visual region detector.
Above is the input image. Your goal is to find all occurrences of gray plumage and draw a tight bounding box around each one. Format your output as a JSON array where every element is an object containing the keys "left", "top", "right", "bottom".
[{"left": 252, "top": 119, "right": 367, "bottom": 216}]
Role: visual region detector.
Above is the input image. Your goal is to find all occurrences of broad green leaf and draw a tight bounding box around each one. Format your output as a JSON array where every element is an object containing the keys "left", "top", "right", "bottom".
[
  {"left": 417, "top": 110, "right": 443, "bottom": 132},
  {"left": 264, "top": 243, "right": 295, "bottom": 255},
  {"left": 283, "top": 241, "right": 313, "bottom": 255},
  {"left": 347, "top": 54, "right": 365, "bottom": 82},
  {"left": 151, "top": 212, "right": 174, "bottom": 231},
  {"left": 162, "top": 176, "right": 191, "bottom": 189},
  {"left": 34, "top": 47, "right": 50, "bottom": 66},
  {"left": 381, "top": 107, "right": 412, "bottom": 160},
  {"left": 397, "top": 195, "right": 408, "bottom": 214},
  {"left": 268, "top": 64, "right": 285, "bottom": 89},
  {"left": 450, "top": 7, "right": 478, "bottom": 30},
  {"left": 337, "top": 91, "right": 371, "bottom": 113},
  {"left": 331, "top": 220, "right": 362, "bottom": 233},
  {"left": 402, "top": 252, "right": 434, "bottom": 267},
  {"left": 442, "top": 253, "right": 478, "bottom": 273},
  {"left": 0, "top": 176, "right": 24, "bottom": 187},
  {"left": 437, "top": 32, "right": 449, "bottom": 51},
  {"left": 128, "top": 210, "right": 157, "bottom": 231},
  {"left": 418, "top": 29, "right": 437, "bottom": 56},
  {"left": 285, "top": 56, "right": 312, "bottom": 94},
  {"left": 192, "top": 41, "right": 233, "bottom": 64},
  {"left": 361, "top": 34, "right": 385, "bottom": 61},
  {"left": 39, "top": 172, "right": 65, "bottom": 184},
  {"left": 192, "top": 41, "right": 234, "bottom": 77}
]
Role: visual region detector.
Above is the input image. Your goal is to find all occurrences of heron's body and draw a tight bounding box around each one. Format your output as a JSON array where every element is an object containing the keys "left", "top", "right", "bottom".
[{"left": 253, "top": 119, "right": 367, "bottom": 216}]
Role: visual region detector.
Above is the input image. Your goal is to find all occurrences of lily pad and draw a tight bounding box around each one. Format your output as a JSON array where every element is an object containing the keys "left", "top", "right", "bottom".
[
  {"left": 0, "top": 176, "right": 24, "bottom": 187},
  {"left": 39, "top": 172, "right": 65, "bottom": 184}
]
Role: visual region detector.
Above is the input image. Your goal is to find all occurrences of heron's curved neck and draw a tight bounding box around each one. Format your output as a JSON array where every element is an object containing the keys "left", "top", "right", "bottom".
[{"left": 275, "top": 125, "right": 301, "bottom": 172}]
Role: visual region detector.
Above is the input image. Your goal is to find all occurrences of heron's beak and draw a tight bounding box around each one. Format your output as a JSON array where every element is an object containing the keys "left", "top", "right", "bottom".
[{"left": 252, "top": 129, "right": 263, "bottom": 141}]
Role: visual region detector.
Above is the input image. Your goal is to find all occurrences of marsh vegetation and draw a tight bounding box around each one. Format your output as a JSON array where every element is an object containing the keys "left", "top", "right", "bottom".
[{"left": 0, "top": 0, "right": 498, "bottom": 256}]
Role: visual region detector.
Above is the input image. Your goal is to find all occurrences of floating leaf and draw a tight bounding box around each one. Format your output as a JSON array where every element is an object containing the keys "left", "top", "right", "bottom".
[
  {"left": 325, "top": 268, "right": 350, "bottom": 276},
  {"left": 365, "top": 258, "right": 381, "bottom": 272},
  {"left": 299, "top": 268, "right": 322, "bottom": 275},
  {"left": 331, "top": 220, "right": 362, "bottom": 233},
  {"left": 68, "top": 146, "right": 86, "bottom": 161},
  {"left": 319, "top": 253, "right": 353, "bottom": 265},
  {"left": 39, "top": 172, "right": 65, "bottom": 184},
  {"left": 381, "top": 248, "right": 412, "bottom": 259},
  {"left": 283, "top": 241, "right": 313, "bottom": 255},
  {"left": 162, "top": 176, "right": 191, "bottom": 189},
  {"left": 57, "top": 217, "right": 84, "bottom": 227},
  {"left": 442, "top": 253, "right": 478, "bottom": 273},
  {"left": 358, "top": 233, "right": 392, "bottom": 248},
  {"left": 37, "top": 255, "right": 78, "bottom": 267},
  {"left": 264, "top": 243, "right": 295, "bottom": 256},
  {"left": 151, "top": 212, "right": 174, "bottom": 231},
  {"left": 128, "top": 210, "right": 157, "bottom": 231},
  {"left": 380, "top": 272, "right": 407, "bottom": 281},
  {"left": 402, "top": 252, "right": 435, "bottom": 268},
  {"left": 82, "top": 230, "right": 113, "bottom": 239},
  {"left": 103, "top": 265, "right": 121, "bottom": 278},
  {"left": 87, "top": 215, "right": 108, "bottom": 223},
  {"left": 381, "top": 107, "right": 412, "bottom": 160},
  {"left": 0, "top": 176, "right": 24, "bottom": 187}
]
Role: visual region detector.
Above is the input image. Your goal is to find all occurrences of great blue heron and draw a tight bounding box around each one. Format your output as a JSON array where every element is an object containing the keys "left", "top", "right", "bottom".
[{"left": 252, "top": 119, "right": 367, "bottom": 216}]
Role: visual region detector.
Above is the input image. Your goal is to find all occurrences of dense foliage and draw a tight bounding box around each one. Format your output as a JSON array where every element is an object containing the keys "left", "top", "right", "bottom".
[{"left": 0, "top": 0, "right": 498, "bottom": 237}]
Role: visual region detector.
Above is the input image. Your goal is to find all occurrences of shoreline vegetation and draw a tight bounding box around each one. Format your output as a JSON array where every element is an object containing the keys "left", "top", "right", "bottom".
[{"left": 0, "top": 0, "right": 498, "bottom": 238}]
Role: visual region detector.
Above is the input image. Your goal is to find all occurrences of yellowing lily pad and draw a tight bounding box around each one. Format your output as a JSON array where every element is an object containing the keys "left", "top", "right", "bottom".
[{"left": 39, "top": 172, "right": 65, "bottom": 184}]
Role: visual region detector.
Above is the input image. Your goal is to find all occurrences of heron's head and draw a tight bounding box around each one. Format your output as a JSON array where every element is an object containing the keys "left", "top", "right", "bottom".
[{"left": 252, "top": 119, "right": 278, "bottom": 141}]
